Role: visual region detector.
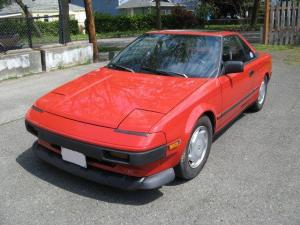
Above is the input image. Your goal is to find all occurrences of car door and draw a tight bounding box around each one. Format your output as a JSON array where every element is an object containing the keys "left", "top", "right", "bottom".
[
  {"left": 236, "top": 35, "right": 264, "bottom": 91},
  {"left": 217, "top": 35, "right": 255, "bottom": 128}
]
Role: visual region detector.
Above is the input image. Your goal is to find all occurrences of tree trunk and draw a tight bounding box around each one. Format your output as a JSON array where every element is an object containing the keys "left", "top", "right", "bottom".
[
  {"left": 250, "top": 0, "right": 261, "bottom": 27},
  {"left": 155, "top": 0, "right": 161, "bottom": 30},
  {"left": 84, "top": 0, "right": 99, "bottom": 62},
  {"left": 15, "top": 0, "right": 42, "bottom": 37},
  {"left": 58, "top": 0, "right": 71, "bottom": 44}
]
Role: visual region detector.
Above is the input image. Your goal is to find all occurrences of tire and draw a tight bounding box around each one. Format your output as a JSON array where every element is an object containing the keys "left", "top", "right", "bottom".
[
  {"left": 249, "top": 76, "right": 268, "bottom": 112},
  {"left": 175, "top": 116, "right": 213, "bottom": 180}
]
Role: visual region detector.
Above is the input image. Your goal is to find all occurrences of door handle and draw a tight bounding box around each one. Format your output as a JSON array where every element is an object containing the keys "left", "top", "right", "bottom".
[{"left": 249, "top": 70, "right": 254, "bottom": 77}]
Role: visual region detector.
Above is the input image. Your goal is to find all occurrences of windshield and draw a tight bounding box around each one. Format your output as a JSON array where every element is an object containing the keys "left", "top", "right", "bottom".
[{"left": 109, "top": 34, "right": 221, "bottom": 78}]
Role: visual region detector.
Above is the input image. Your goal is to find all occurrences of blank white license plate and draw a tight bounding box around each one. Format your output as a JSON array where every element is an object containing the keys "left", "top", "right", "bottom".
[{"left": 61, "top": 148, "right": 87, "bottom": 168}]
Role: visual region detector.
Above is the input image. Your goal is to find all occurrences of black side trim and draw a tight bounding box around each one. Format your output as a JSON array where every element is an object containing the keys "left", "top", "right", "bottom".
[
  {"left": 25, "top": 121, "right": 167, "bottom": 166},
  {"left": 32, "top": 141, "right": 175, "bottom": 190},
  {"left": 218, "top": 87, "right": 259, "bottom": 120}
]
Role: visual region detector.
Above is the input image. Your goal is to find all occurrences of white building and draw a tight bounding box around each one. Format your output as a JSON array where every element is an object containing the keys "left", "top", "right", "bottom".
[
  {"left": 118, "top": 0, "right": 178, "bottom": 16},
  {"left": 0, "top": 0, "right": 86, "bottom": 31}
]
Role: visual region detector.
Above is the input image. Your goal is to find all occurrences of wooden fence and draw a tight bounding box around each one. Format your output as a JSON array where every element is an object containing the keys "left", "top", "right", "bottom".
[{"left": 268, "top": 1, "right": 300, "bottom": 45}]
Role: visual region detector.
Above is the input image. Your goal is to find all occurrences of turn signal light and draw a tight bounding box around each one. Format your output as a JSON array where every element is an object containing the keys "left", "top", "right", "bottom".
[
  {"left": 168, "top": 140, "right": 181, "bottom": 151},
  {"left": 109, "top": 152, "right": 129, "bottom": 160}
]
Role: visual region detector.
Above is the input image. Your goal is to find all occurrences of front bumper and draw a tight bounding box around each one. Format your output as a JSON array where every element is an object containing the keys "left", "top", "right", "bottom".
[
  {"left": 25, "top": 120, "right": 167, "bottom": 166},
  {"left": 32, "top": 141, "right": 175, "bottom": 190}
]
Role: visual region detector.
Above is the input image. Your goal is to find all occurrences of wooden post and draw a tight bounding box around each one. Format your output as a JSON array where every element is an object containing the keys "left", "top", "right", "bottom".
[
  {"left": 263, "top": 0, "right": 270, "bottom": 44},
  {"left": 84, "top": 0, "right": 99, "bottom": 62},
  {"left": 155, "top": 0, "right": 161, "bottom": 30}
]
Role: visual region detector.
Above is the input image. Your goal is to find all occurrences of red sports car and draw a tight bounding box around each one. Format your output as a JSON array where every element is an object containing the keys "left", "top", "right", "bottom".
[{"left": 25, "top": 30, "right": 272, "bottom": 190}]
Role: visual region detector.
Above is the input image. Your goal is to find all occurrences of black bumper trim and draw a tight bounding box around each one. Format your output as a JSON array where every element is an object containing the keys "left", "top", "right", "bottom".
[
  {"left": 32, "top": 142, "right": 175, "bottom": 190},
  {"left": 25, "top": 121, "right": 167, "bottom": 166}
]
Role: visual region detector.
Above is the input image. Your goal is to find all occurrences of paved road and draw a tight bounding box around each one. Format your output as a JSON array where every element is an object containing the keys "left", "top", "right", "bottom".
[
  {"left": 0, "top": 56, "right": 299, "bottom": 225},
  {"left": 98, "top": 36, "right": 137, "bottom": 48}
]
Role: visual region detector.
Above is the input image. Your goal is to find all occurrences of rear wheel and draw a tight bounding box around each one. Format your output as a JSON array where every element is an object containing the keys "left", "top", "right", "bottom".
[
  {"left": 249, "top": 76, "right": 268, "bottom": 112},
  {"left": 175, "top": 116, "right": 212, "bottom": 180}
]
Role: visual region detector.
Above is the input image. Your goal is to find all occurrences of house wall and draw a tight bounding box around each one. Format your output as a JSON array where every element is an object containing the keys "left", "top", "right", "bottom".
[
  {"left": 32, "top": 10, "right": 86, "bottom": 30},
  {"left": 120, "top": 7, "right": 173, "bottom": 16},
  {"left": 71, "top": 0, "right": 120, "bottom": 15}
]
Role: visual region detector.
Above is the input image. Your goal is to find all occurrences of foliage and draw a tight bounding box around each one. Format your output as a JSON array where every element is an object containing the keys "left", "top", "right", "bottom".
[
  {"left": 205, "top": 23, "right": 262, "bottom": 31},
  {"left": 196, "top": 1, "right": 219, "bottom": 25},
  {"left": 94, "top": 7, "right": 198, "bottom": 33},
  {"left": 94, "top": 13, "right": 156, "bottom": 33},
  {"left": 35, "top": 20, "right": 79, "bottom": 36},
  {"left": 0, "top": 19, "right": 80, "bottom": 37},
  {"left": 0, "top": 0, "right": 11, "bottom": 9},
  {"left": 163, "top": 6, "right": 198, "bottom": 29}
]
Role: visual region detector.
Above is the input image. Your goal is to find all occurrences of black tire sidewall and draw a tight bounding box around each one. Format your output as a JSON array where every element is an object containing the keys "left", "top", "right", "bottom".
[{"left": 175, "top": 116, "right": 213, "bottom": 180}]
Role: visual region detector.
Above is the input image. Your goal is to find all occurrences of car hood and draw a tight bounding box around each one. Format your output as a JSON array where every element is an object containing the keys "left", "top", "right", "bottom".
[{"left": 35, "top": 68, "right": 208, "bottom": 129}]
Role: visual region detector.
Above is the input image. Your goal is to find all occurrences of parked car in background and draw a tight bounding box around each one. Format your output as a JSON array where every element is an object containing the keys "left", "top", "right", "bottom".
[{"left": 25, "top": 30, "right": 272, "bottom": 190}]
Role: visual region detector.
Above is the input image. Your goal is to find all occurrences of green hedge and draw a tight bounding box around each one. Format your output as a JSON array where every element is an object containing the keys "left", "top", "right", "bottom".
[
  {"left": 35, "top": 19, "right": 80, "bottom": 36},
  {"left": 94, "top": 13, "right": 156, "bottom": 32},
  {"left": 94, "top": 9, "right": 199, "bottom": 33},
  {"left": 0, "top": 19, "right": 80, "bottom": 37}
]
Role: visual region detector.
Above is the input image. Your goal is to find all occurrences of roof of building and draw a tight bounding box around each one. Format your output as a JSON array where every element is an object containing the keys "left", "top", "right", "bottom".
[
  {"left": 0, "top": 0, "right": 84, "bottom": 17},
  {"left": 118, "top": 0, "right": 177, "bottom": 9}
]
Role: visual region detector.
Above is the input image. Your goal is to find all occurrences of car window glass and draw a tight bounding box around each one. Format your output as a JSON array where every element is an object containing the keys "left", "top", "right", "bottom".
[
  {"left": 223, "top": 36, "right": 247, "bottom": 62},
  {"left": 235, "top": 36, "right": 256, "bottom": 62},
  {"left": 112, "top": 34, "right": 222, "bottom": 78}
]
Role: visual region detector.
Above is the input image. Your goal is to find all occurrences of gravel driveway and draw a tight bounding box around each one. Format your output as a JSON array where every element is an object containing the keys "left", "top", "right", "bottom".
[{"left": 0, "top": 55, "right": 299, "bottom": 225}]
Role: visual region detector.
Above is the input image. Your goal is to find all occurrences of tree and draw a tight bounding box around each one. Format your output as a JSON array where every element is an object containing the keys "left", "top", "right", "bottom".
[
  {"left": 84, "top": 0, "right": 99, "bottom": 62},
  {"left": 196, "top": 0, "right": 218, "bottom": 25},
  {"left": 12, "top": 0, "right": 41, "bottom": 37},
  {"left": 0, "top": 0, "right": 10, "bottom": 8},
  {"left": 250, "top": 0, "right": 261, "bottom": 27},
  {"left": 155, "top": 0, "right": 161, "bottom": 30}
]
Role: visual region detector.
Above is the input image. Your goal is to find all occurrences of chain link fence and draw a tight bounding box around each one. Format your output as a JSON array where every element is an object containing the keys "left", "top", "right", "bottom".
[{"left": 0, "top": 14, "right": 82, "bottom": 53}]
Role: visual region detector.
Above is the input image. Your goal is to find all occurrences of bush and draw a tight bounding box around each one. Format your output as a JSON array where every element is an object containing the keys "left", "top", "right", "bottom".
[
  {"left": 94, "top": 13, "right": 156, "bottom": 32},
  {"left": 195, "top": 1, "right": 219, "bottom": 26},
  {"left": 0, "top": 19, "right": 28, "bottom": 37},
  {"left": 94, "top": 9, "right": 199, "bottom": 33},
  {"left": 35, "top": 19, "right": 80, "bottom": 36},
  {"left": 163, "top": 6, "right": 198, "bottom": 29},
  {"left": 69, "top": 20, "right": 80, "bottom": 35}
]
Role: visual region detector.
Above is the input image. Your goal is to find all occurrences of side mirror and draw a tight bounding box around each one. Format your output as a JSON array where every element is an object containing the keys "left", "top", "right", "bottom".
[{"left": 224, "top": 61, "right": 244, "bottom": 74}]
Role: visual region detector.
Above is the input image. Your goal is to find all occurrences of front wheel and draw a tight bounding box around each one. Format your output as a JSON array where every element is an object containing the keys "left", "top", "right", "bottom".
[
  {"left": 175, "top": 116, "right": 212, "bottom": 180},
  {"left": 249, "top": 76, "right": 268, "bottom": 112}
]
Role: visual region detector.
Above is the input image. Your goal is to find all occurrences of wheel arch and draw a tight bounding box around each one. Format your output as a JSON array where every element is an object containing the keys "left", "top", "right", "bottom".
[
  {"left": 202, "top": 111, "right": 216, "bottom": 134},
  {"left": 185, "top": 105, "right": 217, "bottom": 138}
]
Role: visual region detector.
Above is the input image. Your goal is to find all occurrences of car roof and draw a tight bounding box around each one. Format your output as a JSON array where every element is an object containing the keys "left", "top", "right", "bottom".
[{"left": 147, "top": 30, "right": 237, "bottom": 37}]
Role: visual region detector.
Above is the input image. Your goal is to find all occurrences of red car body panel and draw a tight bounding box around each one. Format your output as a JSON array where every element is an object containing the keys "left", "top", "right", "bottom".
[
  {"left": 25, "top": 31, "right": 272, "bottom": 183},
  {"left": 35, "top": 68, "right": 208, "bottom": 129}
]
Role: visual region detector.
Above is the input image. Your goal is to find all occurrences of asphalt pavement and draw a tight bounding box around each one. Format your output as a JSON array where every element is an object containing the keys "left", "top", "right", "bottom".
[{"left": 0, "top": 56, "right": 299, "bottom": 225}]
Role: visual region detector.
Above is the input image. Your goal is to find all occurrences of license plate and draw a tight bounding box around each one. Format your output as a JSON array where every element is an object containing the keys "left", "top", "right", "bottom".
[{"left": 61, "top": 148, "right": 87, "bottom": 168}]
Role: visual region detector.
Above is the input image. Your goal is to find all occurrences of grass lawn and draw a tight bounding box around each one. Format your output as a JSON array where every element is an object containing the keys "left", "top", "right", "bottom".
[
  {"left": 254, "top": 44, "right": 300, "bottom": 65},
  {"left": 204, "top": 24, "right": 262, "bottom": 31}
]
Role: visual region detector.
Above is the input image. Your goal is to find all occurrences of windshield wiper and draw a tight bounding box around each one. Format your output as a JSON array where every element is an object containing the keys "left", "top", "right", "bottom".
[
  {"left": 141, "top": 66, "right": 188, "bottom": 78},
  {"left": 108, "top": 63, "right": 135, "bottom": 73}
]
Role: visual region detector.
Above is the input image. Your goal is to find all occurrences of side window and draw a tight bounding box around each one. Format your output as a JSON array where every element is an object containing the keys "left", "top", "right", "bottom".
[
  {"left": 223, "top": 36, "right": 247, "bottom": 62},
  {"left": 235, "top": 36, "right": 256, "bottom": 62}
]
